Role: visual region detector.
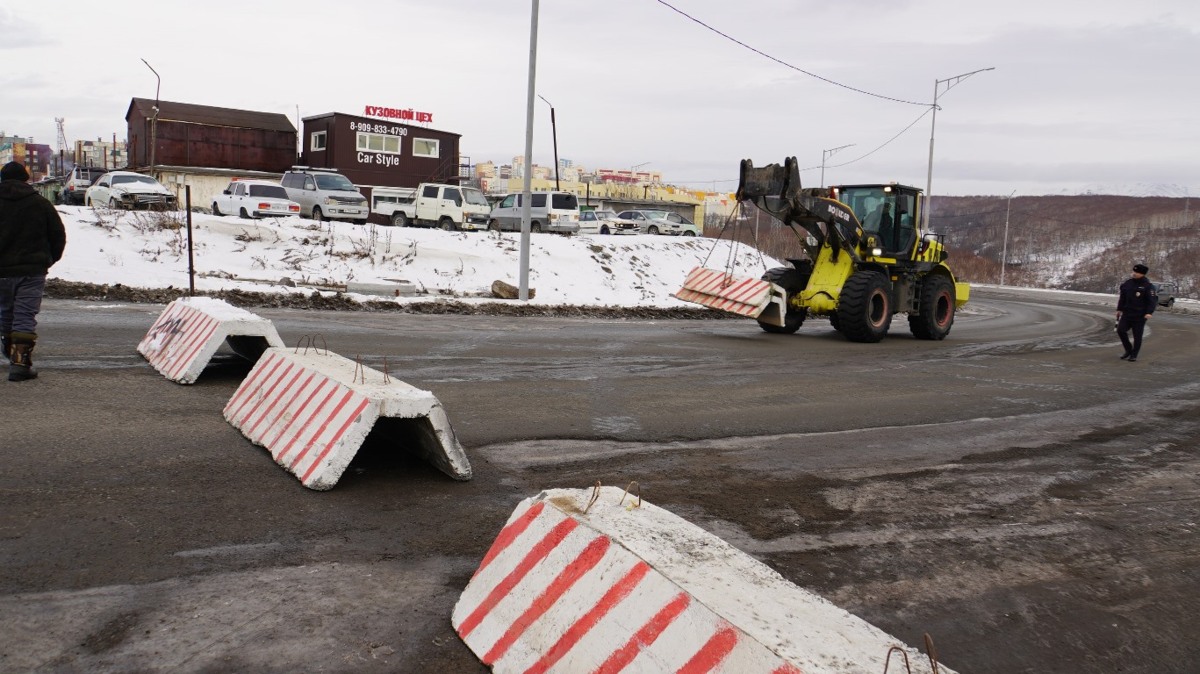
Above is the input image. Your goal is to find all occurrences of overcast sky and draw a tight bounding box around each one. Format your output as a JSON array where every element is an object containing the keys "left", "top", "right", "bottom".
[{"left": 5, "top": 0, "right": 1198, "bottom": 197}]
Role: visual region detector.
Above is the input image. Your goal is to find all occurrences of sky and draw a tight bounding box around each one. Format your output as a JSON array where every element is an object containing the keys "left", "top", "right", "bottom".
[
  {"left": 4, "top": 0, "right": 1200, "bottom": 197},
  {"left": 51, "top": 206, "right": 776, "bottom": 308}
]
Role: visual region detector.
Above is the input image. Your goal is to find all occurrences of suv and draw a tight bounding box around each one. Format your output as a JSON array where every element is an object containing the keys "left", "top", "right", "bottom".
[
  {"left": 61, "top": 166, "right": 107, "bottom": 205},
  {"left": 1153, "top": 282, "right": 1178, "bottom": 307},
  {"left": 280, "top": 167, "right": 369, "bottom": 223}
]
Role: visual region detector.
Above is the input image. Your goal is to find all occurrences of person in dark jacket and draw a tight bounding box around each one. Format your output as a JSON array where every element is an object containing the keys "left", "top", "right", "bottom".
[
  {"left": 0, "top": 161, "right": 67, "bottom": 381},
  {"left": 1116, "top": 263, "right": 1156, "bottom": 362}
]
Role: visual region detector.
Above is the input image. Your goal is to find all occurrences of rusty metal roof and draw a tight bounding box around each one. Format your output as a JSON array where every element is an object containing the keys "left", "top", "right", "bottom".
[{"left": 126, "top": 98, "right": 295, "bottom": 133}]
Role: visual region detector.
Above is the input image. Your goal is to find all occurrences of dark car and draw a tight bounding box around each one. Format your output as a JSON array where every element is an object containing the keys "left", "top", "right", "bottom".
[{"left": 1153, "top": 282, "right": 1177, "bottom": 307}]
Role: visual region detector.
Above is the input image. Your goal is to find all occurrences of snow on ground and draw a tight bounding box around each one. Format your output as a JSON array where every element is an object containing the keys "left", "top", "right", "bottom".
[{"left": 52, "top": 206, "right": 782, "bottom": 308}]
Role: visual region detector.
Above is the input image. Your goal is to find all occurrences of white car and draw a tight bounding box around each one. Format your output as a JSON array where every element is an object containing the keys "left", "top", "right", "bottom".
[
  {"left": 85, "top": 171, "right": 178, "bottom": 210},
  {"left": 212, "top": 180, "right": 301, "bottom": 219},
  {"left": 615, "top": 209, "right": 701, "bottom": 236},
  {"left": 578, "top": 209, "right": 639, "bottom": 235}
]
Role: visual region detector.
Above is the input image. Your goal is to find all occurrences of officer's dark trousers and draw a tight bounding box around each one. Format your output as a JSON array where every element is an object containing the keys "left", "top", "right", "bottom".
[{"left": 1117, "top": 314, "right": 1146, "bottom": 357}]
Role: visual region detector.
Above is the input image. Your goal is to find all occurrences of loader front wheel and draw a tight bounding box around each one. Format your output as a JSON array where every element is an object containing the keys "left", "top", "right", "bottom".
[
  {"left": 908, "top": 274, "right": 956, "bottom": 340},
  {"left": 758, "top": 309, "right": 804, "bottom": 334},
  {"left": 837, "top": 271, "right": 892, "bottom": 343}
]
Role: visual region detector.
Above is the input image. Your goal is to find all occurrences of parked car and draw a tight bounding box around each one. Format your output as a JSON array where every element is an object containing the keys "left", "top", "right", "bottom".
[
  {"left": 1153, "top": 282, "right": 1178, "bottom": 307},
  {"left": 614, "top": 209, "right": 701, "bottom": 236},
  {"left": 85, "top": 171, "right": 178, "bottom": 210},
  {"left": 488, "top": 191, "right": 580, "bottom": 234},
  {"left": 578, "top": 209, "right": 639, "bottom": 235},
  {"left": 280, "top": 167, "right": 369, "bottom": 223},
  {"left": 212, "top": 179, "right": 300, "bottom": 219},
  {"left": 61, "top": 166, "right": 107, "bottom": 205}
]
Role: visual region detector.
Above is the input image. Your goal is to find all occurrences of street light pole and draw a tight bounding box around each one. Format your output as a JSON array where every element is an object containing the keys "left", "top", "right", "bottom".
[
  {"left": 1001, "top": 189, "right": 1015, "bottom": 286},
  {"left": 923, "top": 66, "right": 994, "bottom": 230},
  {"left": 537, "top": 95, "right": 559, "bottom": 190},
  {"left": 821, "top": 144, "right": 855, "bottom": 188},
  {"left": 519, "top": 0, "right": 540, "bottom": 301},
  {"left": 141, "top": 58, "right": 161, "bottom": 173}
]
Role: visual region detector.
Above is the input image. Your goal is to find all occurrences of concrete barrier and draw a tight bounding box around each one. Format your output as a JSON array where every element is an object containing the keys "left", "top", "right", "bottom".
[
  {"left": 675, "top": 266, "right": 785, "bottom": 323},
  {"left": 137, "top": 297, "right": 284, "bottom": 384},
  {"left": 453, "top": 486, "right": 951, "bottom": 674},
  {"left": 223, "top": 347, "right": 471, "bottom": 490}
]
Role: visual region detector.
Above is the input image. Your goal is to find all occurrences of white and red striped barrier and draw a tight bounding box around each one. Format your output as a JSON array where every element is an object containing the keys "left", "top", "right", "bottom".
[
  {"left": 674, "top": 266, "right": 781, "bottom": 320},
  {"left": 138, "top": 297, "right": 284, "bottom": 384},
  {"left": 224, "top": 347, "right": 471, "bottom": 490},
  {"left": 454, "top": 487, "right": 952, "bottom": 674}
]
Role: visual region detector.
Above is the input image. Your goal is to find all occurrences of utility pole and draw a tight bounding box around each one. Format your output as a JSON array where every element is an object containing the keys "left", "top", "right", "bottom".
[
  {"left": 518, "top": 0, "right": 540, "bottom": 301},
  {"left": 821, "top": 144, "right": 854, "bottom": 188},
  {"left": 537, "top": 95, "right": 559, "bottom": 190},
  {"left": 1001, "top": 189, "right": 1016, "bottom": 286},
  {"left": 141, "top": 59, "right": 160, "bottom": 173},
  {"left": 924, "top": 67, "right": 994, "bottom": 230}
]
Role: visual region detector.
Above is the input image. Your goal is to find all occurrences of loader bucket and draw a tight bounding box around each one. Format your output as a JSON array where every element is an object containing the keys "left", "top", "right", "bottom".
[
  {"left": 674, "top": 266, "right": 779, "bottom": 318},
  {"left": 736, "top": 157, "right": 804, "bottom": 222}
]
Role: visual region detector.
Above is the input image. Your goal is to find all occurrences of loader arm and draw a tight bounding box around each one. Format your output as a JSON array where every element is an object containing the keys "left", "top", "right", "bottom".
[{"left": 736, "top": 157, "right": 864, "bottom": 262}]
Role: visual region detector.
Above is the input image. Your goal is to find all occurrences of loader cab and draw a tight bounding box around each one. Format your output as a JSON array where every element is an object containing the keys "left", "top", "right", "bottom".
[{"left": 831, "top": 184, "right": 921, "bottom": 257}]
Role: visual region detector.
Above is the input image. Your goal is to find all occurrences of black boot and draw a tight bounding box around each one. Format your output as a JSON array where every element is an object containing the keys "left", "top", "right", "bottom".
[{"left": 8, "top": 333, "right": 37, "bottom": 382}]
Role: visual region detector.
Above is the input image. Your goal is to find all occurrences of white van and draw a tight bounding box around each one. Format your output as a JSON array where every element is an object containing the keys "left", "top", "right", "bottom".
[{"left": 487, "top": 191, "right": 579, "bottom": 234}]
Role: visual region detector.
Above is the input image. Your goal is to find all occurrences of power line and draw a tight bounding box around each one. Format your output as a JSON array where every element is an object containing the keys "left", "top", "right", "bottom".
[
  {"left": 672, "top": 107, "right": 934, "bottom": 188},
  {"left": 654, "top": 0, "right": 928, "bottom": 107}
]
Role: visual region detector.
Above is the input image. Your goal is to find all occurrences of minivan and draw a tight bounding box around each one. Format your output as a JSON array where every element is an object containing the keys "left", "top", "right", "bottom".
[{"left": 487, "top": 191, "right": 579, "bottom": 234}]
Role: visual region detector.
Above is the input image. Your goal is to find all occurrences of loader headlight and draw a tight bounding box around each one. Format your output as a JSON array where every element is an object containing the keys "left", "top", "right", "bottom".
[{"left": 871, "top": 247, "right": 883, "bottom": 257}]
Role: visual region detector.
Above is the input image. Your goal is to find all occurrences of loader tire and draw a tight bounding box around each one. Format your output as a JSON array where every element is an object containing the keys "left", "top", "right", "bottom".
[
  {"left": 908, "top": 274, "right": 956, "bottom": 340},
  {"left": 836, "top": 271, "right": 892, "bottom": 343},
  {"left": 757, "top": 267, "right": 805, "bottom": 334}
]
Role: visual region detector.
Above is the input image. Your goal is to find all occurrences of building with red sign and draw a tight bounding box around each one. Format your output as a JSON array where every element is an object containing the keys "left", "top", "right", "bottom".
[{"left": 299, "top": 110, "right": 466, "bottom": 205}]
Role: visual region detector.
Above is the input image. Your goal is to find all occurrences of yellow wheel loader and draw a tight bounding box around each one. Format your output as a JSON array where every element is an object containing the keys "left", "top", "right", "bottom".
[{"left": 676, "top": 157, "right": 969, "bottom": 343}]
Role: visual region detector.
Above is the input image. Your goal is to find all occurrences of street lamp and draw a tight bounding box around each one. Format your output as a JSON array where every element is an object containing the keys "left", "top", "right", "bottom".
[
  {"left": 141, "top": 58, "right": 161, "bottom": 173},
  {"left": 1000, "top": 189, "right": 1015, "bottom": 286},
  {"left": 923, "top": 66, "right": 994, "bottom": 230},
  {"left": 537, "top": 94, "right": 559, "bottom": 190},
  {"left": 820, "top": 144, "right": 855, "bottom": 188}
]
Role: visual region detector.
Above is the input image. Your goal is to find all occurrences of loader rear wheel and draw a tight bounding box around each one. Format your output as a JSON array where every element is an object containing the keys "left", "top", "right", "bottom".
[
  {"left": 908, "top": 274, "right": 956, "bottom": 340},
  {"left": 836, "top": 271, "right": 892, "bottom": 343}
]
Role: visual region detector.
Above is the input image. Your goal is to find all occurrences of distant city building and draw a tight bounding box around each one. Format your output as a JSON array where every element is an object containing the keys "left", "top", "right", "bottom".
[
  {"left": 75, "top": 138, "right": 127, "bottom": 170},
  {"left": 0, "top": 138, "right": 53, "bottom": 180}
]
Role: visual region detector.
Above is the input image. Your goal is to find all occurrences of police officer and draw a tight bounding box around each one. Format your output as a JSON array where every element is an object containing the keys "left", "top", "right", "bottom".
[{"left": 1116, "top": 263, "right": 1156, "bottom": 362}]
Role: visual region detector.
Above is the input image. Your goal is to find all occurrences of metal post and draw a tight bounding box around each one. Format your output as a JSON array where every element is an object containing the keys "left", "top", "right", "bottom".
[
  {"left": 923, "top": 67, "right": 994, "bottom": 231},
  {"left": 1000, "top": 189, "right": 1015, "bottom": 286},
  {"left": 185, "top": 185, "right": 195, "bottom": 296},
  {"left": 821, "top": 144, "right": 854, "bottom": 188},
  {"left": 141, "top": 59, "right": 161, "bottom": 173},
  {"left": 519, "top": 0, "right": 540, "bottom": 301},
  {"left": 538, "top": 95, "right": 559, "bottom": 190}
]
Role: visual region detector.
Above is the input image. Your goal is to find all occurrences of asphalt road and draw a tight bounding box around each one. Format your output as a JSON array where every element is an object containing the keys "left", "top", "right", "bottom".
[{"left": 2, "top": 288, "right": 1198, "bottom": 673}]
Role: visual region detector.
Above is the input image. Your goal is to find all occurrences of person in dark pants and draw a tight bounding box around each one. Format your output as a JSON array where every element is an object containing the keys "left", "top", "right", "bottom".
[
  {"left": 0, "top": 161, "right": 67, "bottom": 381},
  {"left": 1116, "top": 263, "right": 1156, "bottom": 362}
]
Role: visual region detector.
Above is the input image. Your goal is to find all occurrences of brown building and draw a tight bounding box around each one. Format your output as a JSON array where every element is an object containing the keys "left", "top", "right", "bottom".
[
  {"left": 125, "top": 98, "right": 296, "bottom": 173},
  {"left": 299, "top": 111, "right": 464, "bottom": 194}
]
